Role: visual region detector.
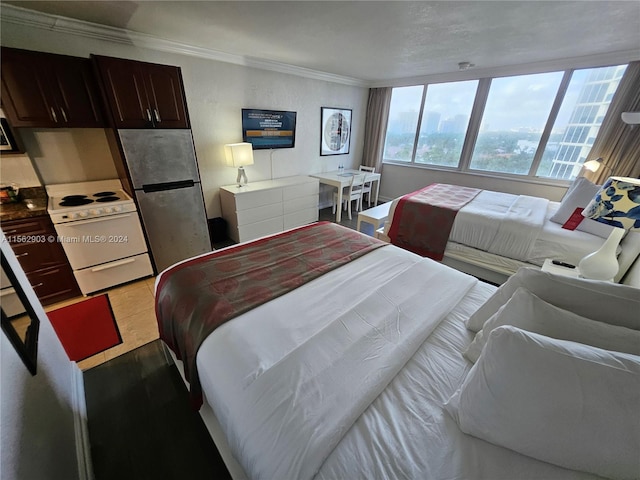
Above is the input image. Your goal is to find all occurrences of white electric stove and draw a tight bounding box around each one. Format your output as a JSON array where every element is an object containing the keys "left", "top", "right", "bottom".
[{"left": 46, "top": 180, "right": 153, "bottom": 295}]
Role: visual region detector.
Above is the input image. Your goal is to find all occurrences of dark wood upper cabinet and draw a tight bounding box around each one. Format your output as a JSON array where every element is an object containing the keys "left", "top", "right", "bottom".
[
  {"left": 1, "top": 47, "right": 105, "bottom": 128},
  {"left": 93, "top": 55, "right": 190, "bottom": 129}
]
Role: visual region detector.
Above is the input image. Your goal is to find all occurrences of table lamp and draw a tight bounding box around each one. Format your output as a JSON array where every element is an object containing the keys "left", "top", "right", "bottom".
[
  {"left": 224, "top": 142, "right": 254, "bottom": 187},
  {"left": 578, "top": 176, "right": 640, "bottom": 280}
]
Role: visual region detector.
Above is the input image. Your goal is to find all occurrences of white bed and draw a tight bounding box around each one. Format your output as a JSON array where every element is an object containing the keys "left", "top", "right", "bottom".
[
  {"left": 379, "top": 187, "right": 640, "bottom": 285},
  {"left": 156, "top": 228, "right": 640, "bottom": 480}
]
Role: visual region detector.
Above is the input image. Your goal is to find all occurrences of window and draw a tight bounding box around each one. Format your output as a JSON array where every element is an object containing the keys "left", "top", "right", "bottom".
[
  {"left": 415, "top": 80, "right": 478, "bottom": 167},
  {"left": 383, "top": 86, "right": 424, "bottom": 162},
  {"left": 537, "top": 65, "right": 626, "bottom": 179},
  {"left": 383, "top": 63, "right": 628, "bottom": 183},
  {"left": 469, "top": 72, "right": 563, "bottom": 175}
]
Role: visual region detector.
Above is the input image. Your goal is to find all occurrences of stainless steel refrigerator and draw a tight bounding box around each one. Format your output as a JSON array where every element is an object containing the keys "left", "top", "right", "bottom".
[{"left": 118, "top": 129, "right": 211, "bottom": 273}]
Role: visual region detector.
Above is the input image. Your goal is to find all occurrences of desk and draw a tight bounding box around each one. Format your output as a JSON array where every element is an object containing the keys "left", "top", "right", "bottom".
[{"left": 310, "top": 170, "right": 381, "bottom": 222}]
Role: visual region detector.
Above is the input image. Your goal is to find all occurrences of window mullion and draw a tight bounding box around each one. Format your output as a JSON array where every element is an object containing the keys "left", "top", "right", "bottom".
[
  {"left": 459, "top": 78, "right": 491, "bottom": 171},
  {"left": 410, "top": 85, "right": 428, "bottom": 164},
  {"left": 529, "top": 70, "right": 573, "bottom": 176}
]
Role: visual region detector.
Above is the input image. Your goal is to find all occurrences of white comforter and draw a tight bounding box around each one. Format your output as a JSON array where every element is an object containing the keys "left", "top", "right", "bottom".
[
  {"left": 198, "top": 246, "right": 476, "bottom": 480},
  {"left": 451, "top": 191, "right": 549, "bottom": 260},
  {"left": 195, "top": 245, "right": 603, "bottom": 480}
]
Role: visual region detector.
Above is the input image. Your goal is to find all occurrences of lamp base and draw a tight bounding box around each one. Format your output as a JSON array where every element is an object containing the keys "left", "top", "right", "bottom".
[
  {"left": 578, "top": 227, "right": 625, "bottom": 281},
  {"left": 236, "top": 166, "right": 248, "bottom": 187}
]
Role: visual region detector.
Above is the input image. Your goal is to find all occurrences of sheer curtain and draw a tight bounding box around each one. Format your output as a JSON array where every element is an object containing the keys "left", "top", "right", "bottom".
[
  {"left": 361, "top": 87, "right": 392, "bottom": 172},
  {"left": 584, "top": 61, "right": 640, "bottom": 184}
]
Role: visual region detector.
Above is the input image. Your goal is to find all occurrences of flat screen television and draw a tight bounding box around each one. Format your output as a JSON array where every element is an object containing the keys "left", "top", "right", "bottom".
[{"left": 242, "top": 109, "right": 296, "bottom": 149}]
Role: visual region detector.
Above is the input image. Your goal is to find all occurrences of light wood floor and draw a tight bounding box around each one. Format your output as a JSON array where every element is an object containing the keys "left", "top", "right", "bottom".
[{"left": 44, "top": 275, "right": 159, "bottom": 371}]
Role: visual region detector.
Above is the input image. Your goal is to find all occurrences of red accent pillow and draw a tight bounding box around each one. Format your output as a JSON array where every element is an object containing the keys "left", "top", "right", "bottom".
[{"left": 562, "top": 207, "right": 585, "bottom": 230}]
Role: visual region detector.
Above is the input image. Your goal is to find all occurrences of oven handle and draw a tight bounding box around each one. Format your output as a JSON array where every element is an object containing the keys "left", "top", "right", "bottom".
[
  {"left": 91, "top": 257, "right": 136, "bottom": 272},
  {"left": 60, "top": 213, "right": 133, "bottom": 227}
]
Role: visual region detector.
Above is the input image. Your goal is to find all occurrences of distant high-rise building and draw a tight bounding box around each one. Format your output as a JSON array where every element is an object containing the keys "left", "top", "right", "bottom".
[
  {"left": 548, "top": 65, "right": 627, "bottom": 179},
  {"left": 422, "top": 111, "right": 441, "bottom": 134}
]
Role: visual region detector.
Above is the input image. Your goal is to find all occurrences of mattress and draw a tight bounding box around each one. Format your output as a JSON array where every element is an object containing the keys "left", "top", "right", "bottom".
[{"left": 188, "top": 244, "right": 603, "bottom": 479}]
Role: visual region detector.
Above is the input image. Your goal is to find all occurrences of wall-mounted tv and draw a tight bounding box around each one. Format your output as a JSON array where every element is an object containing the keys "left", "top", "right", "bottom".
[{"left": 242, "top": 109, "right": 296, "bottom": 150}]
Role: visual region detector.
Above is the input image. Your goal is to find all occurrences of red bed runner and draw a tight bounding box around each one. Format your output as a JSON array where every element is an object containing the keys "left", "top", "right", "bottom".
[
  {"left": 155, "top": 222, "right": 385, "bottom": 408},
  {"left": 388, "top": 183, "right": 481, "bottom": 260}
]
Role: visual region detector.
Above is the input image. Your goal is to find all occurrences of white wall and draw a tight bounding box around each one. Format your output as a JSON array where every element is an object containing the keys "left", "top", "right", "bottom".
[
  {"left": 0, "top": 20, "right": 369, "bottom": 217},
  {"left": 379, "top": 164, "right": 569, "bottom": 202},
  {"left": 1, "top": 238, "right": 82, "bottom": 480}
]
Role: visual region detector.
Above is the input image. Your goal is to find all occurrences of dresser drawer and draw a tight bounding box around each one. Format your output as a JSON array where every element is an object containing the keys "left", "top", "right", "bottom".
[
  {"left": 284, "top": 207, "right": 319, "bottom": 230},
  {"left": 236, "top": 202, "right": 283, "bottom": 226},
  {"left": 283, "top": 180, "right": 319, "bottom": 200},
  {"left": 234, "top": 189, "right": 282, "bottom": 211},
  {"left": 238, "top": 218, "right": 284, "bottom": 243},
  {"left": 283, "top": 194, "right": 317, "bottom": 215}
]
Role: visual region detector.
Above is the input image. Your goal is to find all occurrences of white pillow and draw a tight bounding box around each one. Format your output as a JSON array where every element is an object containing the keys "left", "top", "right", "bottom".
[
  {"left": 464, "top": 288, "right": 640, "bottom": 363},
  {"left": 446, "top": 326, "right": 640, "bottom": 480},
  {"left": 550, "top": 177, "right": 614, "bottom": 238},
  {"left": 466, "top": 267, "right": 640, "bottom": 332}
]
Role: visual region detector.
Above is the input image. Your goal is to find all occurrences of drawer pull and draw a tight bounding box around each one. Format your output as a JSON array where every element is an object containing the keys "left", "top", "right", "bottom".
[
  {"left": 91, "top": 257, "right": 135, "bottom": 272},
  {"left": 50, "top": 107, "right": 58, "bottom": 123},
  {"left": 60, "top": 107, "right": 68, "bottom": 123},
  {"left": 146, "top": 109, "right": 152, "bottom": 122},
  {"left": 32, "top": 283, "right": 44, "bottom": 288},
  {"left": 153, "top": 109, "right": 161, "bottom": 123},
  {"left": 3, "top": 229, "right": 18, "bottom": 234},
  {"left": 15, "top": 252, "right": 29, "bottom": 258}
]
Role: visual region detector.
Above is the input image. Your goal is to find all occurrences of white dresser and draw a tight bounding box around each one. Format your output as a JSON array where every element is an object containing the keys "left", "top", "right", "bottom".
[{"left": 220, "top": 176, "right": 320, "bottom": 243}]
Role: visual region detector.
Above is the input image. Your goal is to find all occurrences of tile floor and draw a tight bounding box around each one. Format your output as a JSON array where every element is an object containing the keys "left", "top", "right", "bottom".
[{"left": 44, "top": 275, "right": 159, "bottom": 371}]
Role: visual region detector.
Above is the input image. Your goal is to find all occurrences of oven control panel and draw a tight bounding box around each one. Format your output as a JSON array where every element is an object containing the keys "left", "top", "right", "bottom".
[{"left": 50, "top": 202, "right": 138, "bottom": 224}]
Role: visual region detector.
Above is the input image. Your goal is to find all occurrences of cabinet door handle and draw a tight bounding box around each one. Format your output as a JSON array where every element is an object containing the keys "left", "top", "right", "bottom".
[
  {"left": 153, "top": 109, "right": 161, "bottom": 123},
  {"left": 60, "top": 107, "right": 68, "bottom": 123},
  {"left": 32, "top": 283, "right": 44, "bottom": 288},
  {"left": 50, "top": 107, "right": 58, "bottom": 123},
  {"left": 3, "top": 229, "right": 18, "bottom": 234},
  {"left": 15, "top": 252, "right": 29, "bottom": 258},
  {"left": 146, "top": 109, "right": 152, "bottom": 122}
]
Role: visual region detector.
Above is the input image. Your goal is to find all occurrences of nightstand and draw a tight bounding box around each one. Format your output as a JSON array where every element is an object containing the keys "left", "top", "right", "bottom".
[{"left": 541, "top": 259, "right": 581, "bottom": 278}]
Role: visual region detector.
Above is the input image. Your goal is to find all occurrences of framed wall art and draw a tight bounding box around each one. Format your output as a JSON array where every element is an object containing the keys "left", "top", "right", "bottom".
[{"left": 320, "top": 107, "right": 352, "bottom": 156}]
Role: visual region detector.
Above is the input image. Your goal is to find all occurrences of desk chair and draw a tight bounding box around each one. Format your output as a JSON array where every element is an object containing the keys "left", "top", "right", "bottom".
[
  {"left": 333, "top": 173, "right": 365, "bottom": 220},
  {"left": 358, "top": 165, "right": 375, "bottom": 207}
]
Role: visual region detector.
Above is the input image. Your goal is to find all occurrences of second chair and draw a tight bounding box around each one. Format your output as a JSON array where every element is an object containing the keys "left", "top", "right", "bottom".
[{"left": 333, "top": 173, "right": 366, "bottom": 220}]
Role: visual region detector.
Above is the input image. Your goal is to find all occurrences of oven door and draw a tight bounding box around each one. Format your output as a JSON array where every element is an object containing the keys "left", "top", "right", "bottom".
[{"left": 53, "top": 213, "right": 148, "bottom": 270}]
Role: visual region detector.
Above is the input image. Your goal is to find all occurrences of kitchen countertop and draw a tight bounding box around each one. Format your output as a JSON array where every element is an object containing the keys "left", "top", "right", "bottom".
[{"left": 0, "top": 186, "right": 49, "bottom": 221}]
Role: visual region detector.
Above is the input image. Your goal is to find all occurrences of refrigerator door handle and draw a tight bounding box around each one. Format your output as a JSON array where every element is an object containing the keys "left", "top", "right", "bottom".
[{"left": 142, "top": 180, "right": 196, "bottom": 193}]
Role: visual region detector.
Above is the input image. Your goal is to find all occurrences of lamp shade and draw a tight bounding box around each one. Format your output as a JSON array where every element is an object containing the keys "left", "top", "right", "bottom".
[
  {"left": 582, "top": 176, "right": 640, "bottom": 230},
  {"left": 224, "top": 143, "right": 254, "bottom": 167}
]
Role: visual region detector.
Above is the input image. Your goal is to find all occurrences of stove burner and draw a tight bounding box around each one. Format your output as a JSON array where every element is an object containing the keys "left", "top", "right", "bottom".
[
  {"left": 62, "top": 194, "right": 89, "bottom": 201},
  {"left": 95, "top": 196, "right": 121, "bottom": 203},
  {"left": 59, "top": 198, "right": 94, "bottom": 207},
  {"left": 93, "top": 191, "right": 117, "bottom": 197}
]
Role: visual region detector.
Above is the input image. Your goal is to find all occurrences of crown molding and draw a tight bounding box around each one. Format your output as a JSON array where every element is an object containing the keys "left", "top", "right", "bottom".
[{"left": 0, "top": 4, "right": 369, "bottom": 88}]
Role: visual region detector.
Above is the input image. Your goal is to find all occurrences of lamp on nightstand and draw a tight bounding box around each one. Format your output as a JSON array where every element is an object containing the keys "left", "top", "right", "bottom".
[
  {"left": 224, "top": 142, "right": 254, "bottom": 187},
  {"left": 578, "top": 176, "right": 640, "bottom": 280}
]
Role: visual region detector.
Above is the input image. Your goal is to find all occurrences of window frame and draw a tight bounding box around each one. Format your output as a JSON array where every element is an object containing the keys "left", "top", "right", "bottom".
[{"left": 382, "top": 63, "right": 626, "bottom": 186}]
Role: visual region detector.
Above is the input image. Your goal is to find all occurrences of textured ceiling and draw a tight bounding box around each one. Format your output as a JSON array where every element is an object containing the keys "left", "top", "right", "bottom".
[{"left": 4, "top": 1, "right": 640, "bottom": 82}]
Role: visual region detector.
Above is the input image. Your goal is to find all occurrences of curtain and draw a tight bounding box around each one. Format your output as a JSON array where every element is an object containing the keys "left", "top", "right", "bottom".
[
  {"left": 584, "top": 61, "right": 640, "bottom": 184},
  {"left": 361, "top": 87, "right": 392, "bottom": 172}
]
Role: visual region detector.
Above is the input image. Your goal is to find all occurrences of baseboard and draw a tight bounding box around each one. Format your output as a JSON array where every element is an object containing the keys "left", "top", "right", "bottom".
[{"left": 72, "top": 365, "right": 94, "bottom": 480}]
